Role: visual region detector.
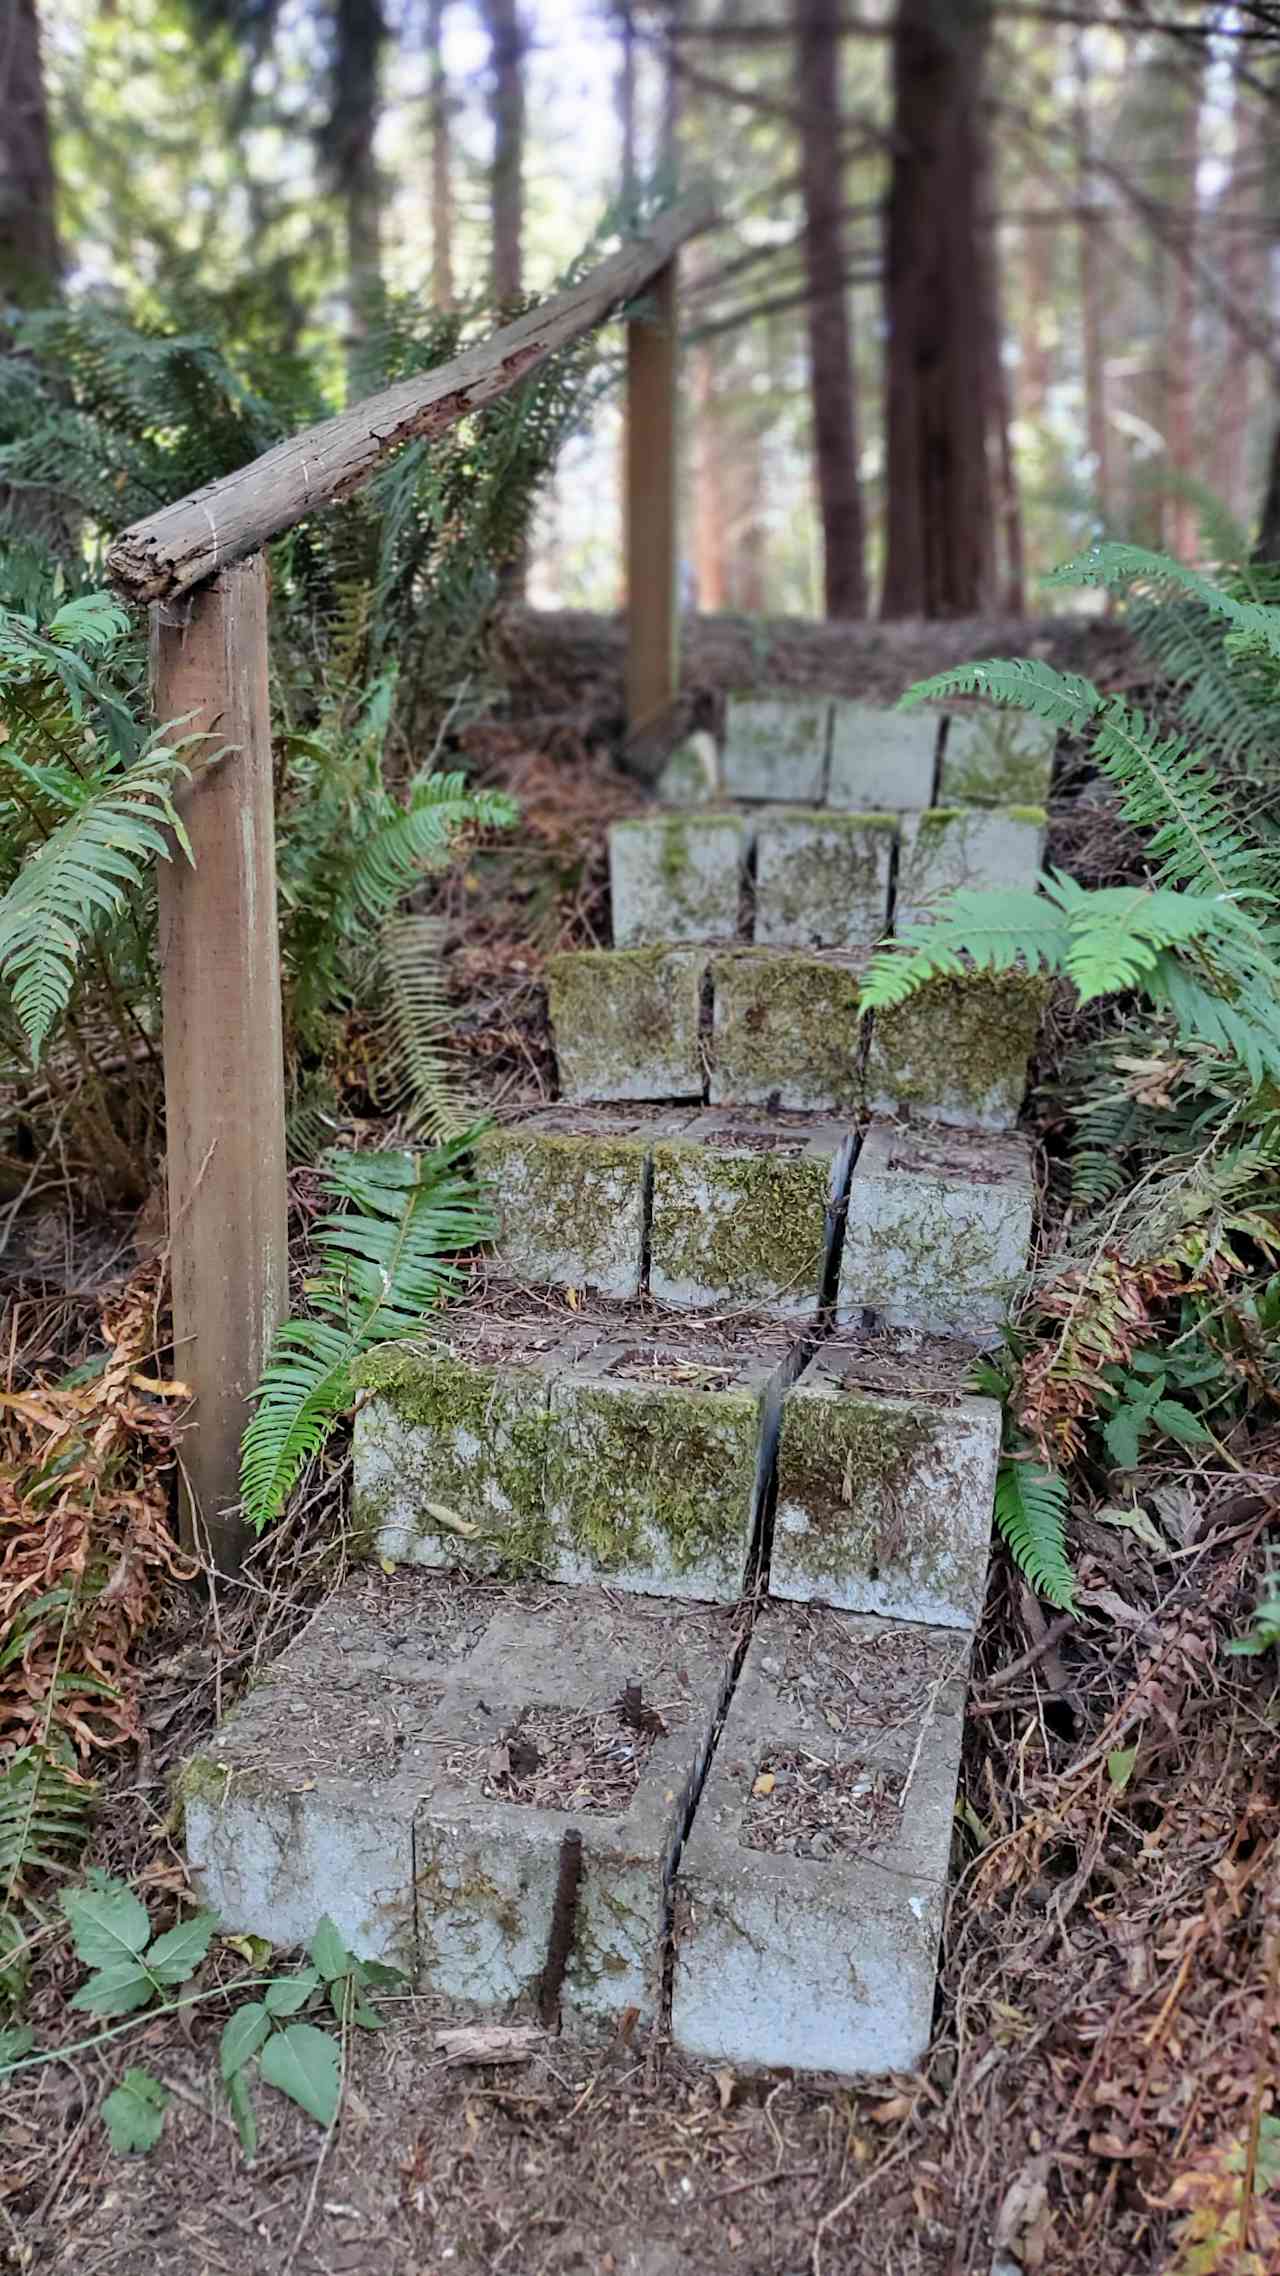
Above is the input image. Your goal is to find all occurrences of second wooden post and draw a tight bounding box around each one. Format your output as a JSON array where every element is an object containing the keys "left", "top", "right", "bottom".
[
  {"left": 624, "top": 256, "right": 680, "bottom": 732},
  {"left": 152, "top": 555, "right": 289, "bottom": 1576}
]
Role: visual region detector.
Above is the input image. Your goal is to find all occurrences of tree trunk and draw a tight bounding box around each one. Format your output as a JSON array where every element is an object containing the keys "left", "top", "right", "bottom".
[
  {"left": 0, "top": 0, "right": 61, "bottom": 311},
  {"left": 692, "top": 341, "right": 728, "bottom": 610},
  {"left": 793, "top": 0, "right": 866, "bottom": 619},
  {"left": 332, "top": 0, "right": 386, "bottom": 349},
  {"left": 1211, "top": 47, "right": 1261, "bottom": 536},
  {"left": 1164, "top": 59, "right": 1202, "bottom": 563},
  {"left": 616, "top": 0, "right": 637, "bottom": 206},
  {"left": 881, "top": 0, "right": 996, "bottom": 619},
  {"left": 1254, "top": 422, "right": 1280, "bottom": 567},
  {"left": 428, "top": 0, "right": 454, "bottom": 310},
  {"left": 484, "top": 0, "right": 526, "bottom": 304}
]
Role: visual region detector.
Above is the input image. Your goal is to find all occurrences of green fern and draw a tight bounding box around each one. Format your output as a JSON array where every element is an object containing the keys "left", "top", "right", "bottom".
[
  {"left": 372, "top": 913, "right": 474, "bottom": 1139},
  {"left": 1045, "top": 542, "right": 1280, "bottom": 664},
  {"left": 1, "top": 1746, "right": 96, "bottom": 2005},
  {"left": 993, "top": 1457, "right": 1076, "bottom": 1611},
  {"left": 901, "top": 656, "right": 1101, "bottom": 734},
  {"left": 240, "top": 1137, "right": 494, "bottom": 1528}
]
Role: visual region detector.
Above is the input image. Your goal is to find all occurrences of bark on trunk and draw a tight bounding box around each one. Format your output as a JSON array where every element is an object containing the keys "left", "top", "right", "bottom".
[
  {"left": 428, "top": 0, "right": 455, "bottom": 310},
  {"left": 881, "top": 0, "right": 996, "bottom": 619},
  {"left": 793, "top": 0, "right": 866, "bottom": 619},
  {"left": 0, "top": 0, "right": 61, "bottom": 310},
  {"left": 692, "top": 341, "right": 727, "bottom": 610},
  {"left": 1165, "top": 61, "right": 1202, "bottom": 563},
  {"left": 485, "top": 0, "right": 526, "bottom": 304},
  {"left": 1211, "top": 49, "right": 1261, "bottom": 534},
  {"left": 332, "top": 0, "right": 386, "bottom": 349},
  {"left": 1254, "top": 422, "right": 1280, "bottom": 566}
]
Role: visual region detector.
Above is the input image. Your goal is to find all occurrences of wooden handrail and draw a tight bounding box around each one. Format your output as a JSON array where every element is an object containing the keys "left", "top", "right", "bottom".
[
  {"left": 107, "top": 191, "right": 713, "bottom": 607},
  {"left": 130, "top": 192, "right": 710, "bottom": 1573}
]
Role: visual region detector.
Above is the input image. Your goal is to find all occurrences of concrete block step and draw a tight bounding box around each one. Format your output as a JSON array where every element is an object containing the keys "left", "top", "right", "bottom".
[
  {"left": 827, "top": 699, "right": 939, "bottom": 812},
  {"left": 671, "top": 1601, "right": 969, "bottom": 2076},
  {"left": 353, "top": 1287, "right": 805, "bottom": 1600},
  {"left": 474, "top": 1106, "right": 695, "bottom": 1300},
  {"left": 895, "top": 804, "right": 1046, "bottom": 931},
  {"left": 864, "top": 965, "right": 1050, "bottom": 1131},
  {"left": 721, "top": 693, "right": 831, "bottom": 804},
  {"left": 770, "top": 1323, "right": 1000, "bottom": 1629},
  {"left": 607, "top": 807, "right": 898, "bottom": 956},
  {"left": 610, "top": 813, "right": 749, "bottom": 947},
  {"left": 546, "top": 947, "right": 705, "bottom": 1105},
  {"left": 837, "top": 1122, "right": 1035, "bottom": 1338},
  {"left": 719, "top": 694, "right": 946, "bottom": 812},
  {"left": 939, "top": 706, "right": 1057, "bottom": 808},
  {"left": 753, "top": 806, "right": 896, "bottom": 949},
  {"left": 184, "top": 1572, "right": 740, "bottom": 2030},
  {"left": 707, "top": 949, "right": 864, "bottom": 1114}
]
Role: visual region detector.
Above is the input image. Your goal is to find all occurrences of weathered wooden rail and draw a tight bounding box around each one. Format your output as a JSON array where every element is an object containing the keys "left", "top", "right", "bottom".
[{"left": 106, "top": 193, "right": 712, "bottom": 1575}]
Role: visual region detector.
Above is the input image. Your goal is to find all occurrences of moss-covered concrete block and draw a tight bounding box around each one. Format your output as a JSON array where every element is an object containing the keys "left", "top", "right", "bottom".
[
  {"left": 837, "top": 1121, "right": 1034, "bottom": 1336},
  {"left": 753, "top": 806, "right": 895, "bottom": 950},
  {"left": 545, "top": 1324, "right": 802, "bottom": 1600},
  {"left": 412, "top": 1588, "right": 737, "bottom": 2026},
  {"left": 351, "top": 1311, "right": 598, "bottom": 1574},
  {"left": 709, "top": 950, "right": 863, "bottom": 1114},
  {"left": 940, "top": 706, "right": 1057, "bottom": 808},
  {"left": 895, "top": 806, "right": 1046, "bottom": 929},
  {"left": 771, "top": 1337, "right": 1000, "bottom": 1627},
  {"left": 720, "top": 693, "right": 830, "bottom": 804},
  {"left": 649, "top": 1111, "right": 856, "bottom": 1318},
  {"left": 656, "top": 731, "right": 720, "bottom": 806},
  {"left": 548, "top": 947, "right": 705, "bottom": 1104},
  {"left": 609, "top": 813, "right": 746, "bottom": 946},
  {"left": 477, "top": 1108, "right": 687, "bottom": 1299},
  {"left": 827, "top": 701, "right": 938, "bottom": 811},
  {"left": 671, "top": 1604, "right": 969, "bottom": 2076},
  {"left": 866, "top": 965, "right": 1049, "bottom": 1130}
]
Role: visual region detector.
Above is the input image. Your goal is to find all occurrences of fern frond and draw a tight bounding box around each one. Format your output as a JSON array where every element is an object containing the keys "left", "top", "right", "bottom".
[
  {"left": 1088, "top": 702, "right": 1274, "bottom": 913},
  {"left": 1041, "top": 874, "right": 1232, "bottom": 1003},
  {"left": 0, "top": 741, "right": 192, "bottom": 1058},
  {"left": 0, "top": 1746, "right": 96, "bottom": 1898},
  {"left": 240, "top": 1136, "right": 495, "bottom": 1528},
  {"left": 859, "top": 887, "right": 1069, "bottom": 1010},
  {"left": 993, "top": 1457, "right": 1077, "bottom": 1611},
  {"left": 1047, "top": 543, "right": 1280, "bottom": 662},
  {"left": 373, "top": 913, "right": 474, "bottom": 1139},
  {"left": 900, "top": 657, "right": 1101, "bottom": 733},
  {"left": 345, "top": 772, "right": 518, "bottom": 920}
]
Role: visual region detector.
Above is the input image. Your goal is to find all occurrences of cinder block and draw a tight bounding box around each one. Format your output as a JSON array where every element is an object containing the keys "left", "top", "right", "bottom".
[
  {"left": 895, "top": 806, "right": 1047, "bottom": 929},
  {"left": 940, "top": 706, "right": 1057, "bottom": 808},
  {"left": 865, "top": 966, "right": 1049, "bottom": 1130},
  {"left": 671, "top": 1604, "right": 969, "bottom": 2076},
  {"left": 837, "top": 1121, "right": 1034, "bottom": 1336},
  {"left": 655, "top": 731, "right": 720, "bottom": 807},
  {"left": 477, "top": 1108, "right": 691, "bottom": 1299},
  {"left": 609, "top": 813, "right": 746, "bottom": 946},
  {"left": 185, "top": 1572, "right": 738, "bottom": 2029},
  {"left": 709, "top": 950, "right": 863, "bottom": 1114},
  {"left": 545, "top": 1321, "right": 803, "bottom": 1600},
  {"left": 649, "top": 1110, "right": 856, "bottom": 1318},
  {"left": 352, "top": 1306, "right": 590, "bottom": 1574},
  {"left": 771, "top": 1334, "right": 1000, "bottom": 1627},
  {"left": 827, "top": 701, "right": 938, "bottom": 811},
  {"left": 753, "top": 806, "right": 896, "bottom": 950},
  {"left": 721, "top": 694, "right": 830, "bottom": 804},
  {"left": 548, "top": 947, "right": 705, "bottom": 1104},
  {"left": 409, "top": 1588, "right": 736, "bottom": 2026}
]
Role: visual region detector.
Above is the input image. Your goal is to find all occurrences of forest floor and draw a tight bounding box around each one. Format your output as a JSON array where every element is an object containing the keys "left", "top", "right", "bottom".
[{"left": 4, "top": 610, "right": 1278, "bottom": 2276}]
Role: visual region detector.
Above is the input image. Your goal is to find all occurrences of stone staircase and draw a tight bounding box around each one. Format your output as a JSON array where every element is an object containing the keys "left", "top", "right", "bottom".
[{"left": 182, "top": 690, "right": 1055, "bottom": 2079}]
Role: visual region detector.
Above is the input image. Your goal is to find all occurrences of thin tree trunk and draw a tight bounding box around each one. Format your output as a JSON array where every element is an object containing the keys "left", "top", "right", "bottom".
[
  {"left": 1212, "top": 44, "right": 1261, "bottom": 534},
  {"left": 881, "top": 0, "right": 995, "bottom": 618},
  {"left": 1020, "top": 209, "right": 1054, "bottom": 428},
  {"left": 332, "top": 0, "right": 386, "bottom": 350},
  {"left": 794, "top": 0, "right": 866, "bottom": 619},
  {"left": 1165, "top": 60, "right": 1202, "bottom": 562},
  {"left": 428, "top": 0, "right": 454, "bottom": 310},
  {"left": 1073, "top": 30, "right": 1110, "bottom": 529},
  {"left": 0, "top": 0, "right": 61, "bottom": 310},
  {"left": 485, "top": 0, "right": 526, "bottom": 304},
  {"left": 617, "top": 0, "right": 637, "bottom": 206},
  {"left": 1254, "top": 422, "right": 1280, "bottom": 566},
  {"left": 692, "top": 341, "right": 728, "bottom": 610}
]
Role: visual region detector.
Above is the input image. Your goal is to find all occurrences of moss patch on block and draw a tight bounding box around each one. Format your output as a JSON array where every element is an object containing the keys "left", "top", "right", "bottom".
[
  {"left": 895, "top": 806, "right": 1046, "bottom": 929},
  {"left": 866, "top": 965, "right": 1049, "bottom": 1130},
  {"left": 754, "top": 807, "right": 896, "bottom": 950},
  {"left": 940, "top": 707, "right": 1057, "bottom": 808},
  {"left": 837, "top": 1120, "right": 1035, "bottom": 1337},
  {"left": 771, "top": 1348, "right": 1000, "bottom": 1627},
  {"left": 709, "top": 950, "right": 863, "bottom": 1113},
  {"left": 352, "top": 1330, "right": 580, "bottom": 1575},
  {"left": 827, "top": 701, "right": 938, "bottom": 811},
  {"left": 609, "top": 813, "right": 746, "bottom": 947},
  {"left": 649, "top": 1112, "right": 855, "bottom": 1318},
  {"left": 548, "top": 947, "right": 705, "bottom": 1104},
  {"left": 476, "top": 1110, "right": 662, "bottom": 1298},
  {"left": 546, "top": 1365, "right": 765, "bottom": 1601},
  {"left": 720, "top": 693, "right": 830, "bottom": 804},
  {"left": 656, "top": 731, "right": 720, "bottom": 806}
]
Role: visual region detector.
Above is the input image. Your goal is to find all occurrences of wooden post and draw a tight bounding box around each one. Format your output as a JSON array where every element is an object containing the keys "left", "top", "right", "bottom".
[
  {"left": 152, "top": 556, "right": 289, "bottom": 1576},
  {"left": 625, "top": 256, "right": 680, "bottom": 732}
]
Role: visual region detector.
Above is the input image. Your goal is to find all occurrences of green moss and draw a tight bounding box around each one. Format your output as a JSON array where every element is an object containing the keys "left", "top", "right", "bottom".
[
  {"left": 355, "top": 1346, "right": 554, "bottom": 1573},
  {"left": 547, "top": 948, "right": 701, "bottom": 1099},
  {"left": 776, "top": 1392, "right": 945, "bottom": 1586},
  {"left": 651, "top": 1142, "right": 831, "bottom": 1306},
  {"left": 915, "top": 807, "right": 963, "bottom": 833},
  {"left": 711, "top": 952, "right": 863, "bottom": 1111},
  {"left": 1006, "top": 804, "right": 1048, "bottom": 827},
  {"left": 177, "top": 1754, "right": 233, "bottom": 1807},
  {"left": 942, "top": 713, "right": 1055, "bottom": 808},
  {"left": 548, "top": 1381, "right": 759, "bottom": 1580},
  {"left": 476, "top": 1128, "right": 647, "bottom": 1289},
  {"left": 755, "top": 812, "right": 895, "bottom": 945},
  {"left": 869, "top": 965, "right": 1049, "bottom": 1121}
]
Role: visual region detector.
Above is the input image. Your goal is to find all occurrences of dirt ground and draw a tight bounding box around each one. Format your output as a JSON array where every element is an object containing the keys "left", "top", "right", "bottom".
[{"left": 4, "top": 610, "right": 1278, "bottom": 2276}]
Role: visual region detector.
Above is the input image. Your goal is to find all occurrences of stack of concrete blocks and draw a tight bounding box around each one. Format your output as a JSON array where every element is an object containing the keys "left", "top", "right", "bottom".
[{"left": 183, "top": 688, "right": 1049, "bottom": 2085}]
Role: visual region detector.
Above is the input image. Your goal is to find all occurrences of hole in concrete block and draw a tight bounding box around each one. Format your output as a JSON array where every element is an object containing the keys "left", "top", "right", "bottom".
[
  {"left": 444, "top": 1698, "right": 676, "bottom": 1815},
  {"left": 743, "top": 1749, "right": 907, "bottom": 1860}
]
